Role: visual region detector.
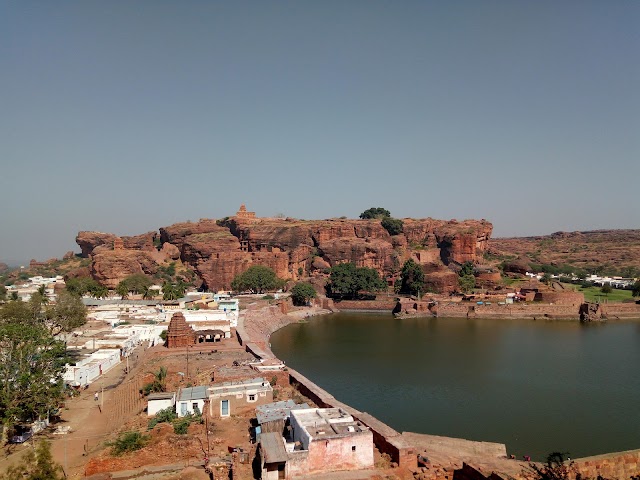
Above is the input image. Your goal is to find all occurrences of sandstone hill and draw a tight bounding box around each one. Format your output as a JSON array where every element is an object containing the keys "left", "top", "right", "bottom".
[
  {"left": 488, "top": 230, "right": 640, "bottom": 277},
  {"left": 75, "top": 207, "right": 493, "bottom": 292}
]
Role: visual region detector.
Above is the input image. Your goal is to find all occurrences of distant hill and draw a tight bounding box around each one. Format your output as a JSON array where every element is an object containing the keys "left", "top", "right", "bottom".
[{"left": 488, "top": 230, "right": 640, "bottom": 277}]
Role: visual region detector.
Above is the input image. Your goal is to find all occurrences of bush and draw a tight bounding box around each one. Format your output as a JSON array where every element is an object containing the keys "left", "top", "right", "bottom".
[
  {"left": 381, "top": 217, "right": 403, "bottom": 235},
  {"left": 108, "top": 431, "right": 149, "bottom": 456},
  {"left": 148, "top": 407, "right": 177, "bottom": 430}
]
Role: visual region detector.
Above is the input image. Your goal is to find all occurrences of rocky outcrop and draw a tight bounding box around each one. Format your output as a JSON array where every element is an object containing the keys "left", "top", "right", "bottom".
[
  {"left": 90, "top": 250, "right": 158, "bottom": 288},
  {"left": 76, "top": 231, "right": 157, "bottom": 257},
  {"left": 77, "top": 214, "right": 493, "bottom": 292}
]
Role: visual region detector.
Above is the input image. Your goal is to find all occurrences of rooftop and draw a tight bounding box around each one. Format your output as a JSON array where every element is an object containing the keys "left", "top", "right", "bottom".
[
  {"left": 256, "top": 400, "right": 310, "bottom": 425},
  {"left": 178, "top": 386, "right": 208, "bottom": 401},
  {"left": 259, "top": 432, "right": 288, "bottom": 463},
  {"left": 210, "top": 377, "right": 270, "bottom": 396}
]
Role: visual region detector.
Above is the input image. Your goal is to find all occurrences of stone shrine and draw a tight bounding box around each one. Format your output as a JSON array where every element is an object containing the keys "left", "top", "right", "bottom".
[{"left": 166, "top": 312, "right": 195, "bottom": 348}]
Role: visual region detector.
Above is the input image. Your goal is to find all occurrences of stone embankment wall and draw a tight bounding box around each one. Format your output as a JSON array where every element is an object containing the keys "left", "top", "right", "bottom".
[
  {"left": 332, "top": 299, "right": 397, "bottom": 311},
  {"left": 572, "top": 449, "right": 640, "bottom": 480},
  {"left": 288, "top": 368, "right": 419, "bottom": 470}
]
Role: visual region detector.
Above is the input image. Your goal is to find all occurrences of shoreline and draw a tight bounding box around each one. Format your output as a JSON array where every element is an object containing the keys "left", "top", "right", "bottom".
[{"left": 237, "top": 301, "right": 640, "bottom": 478}]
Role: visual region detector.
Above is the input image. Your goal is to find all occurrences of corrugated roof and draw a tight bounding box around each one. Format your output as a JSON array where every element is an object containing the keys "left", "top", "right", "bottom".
[
  {"left": 178, "top": 386, "right": 208, "bottom": 401},
  {"left": 260, "top": 432, "right": 288, "bottom": 463}
]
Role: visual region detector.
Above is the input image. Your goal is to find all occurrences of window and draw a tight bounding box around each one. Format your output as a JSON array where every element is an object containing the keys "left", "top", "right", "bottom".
[
  {"left": 192, "top": 402, "right": 198, "bottom": 411},
  {"left": 248, "top": 394, "right": 256, "bottom": 402},
  {"left": 352, "top": 446, "right": 356, "bottom": 452}
]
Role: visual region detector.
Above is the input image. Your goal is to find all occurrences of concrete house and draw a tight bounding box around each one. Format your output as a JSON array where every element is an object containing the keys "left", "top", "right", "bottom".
[
  {"left": 177, "top": 386, "right": 208, "bottom": 417},
  {"left": 209, "top": 377, "right": 273, "bottom": 418},
  {"left": 147, "top": 392, "right": 176, "bottom": 416},
  {"left": 258, "top": 407, "right": 373, "bottom": 479}
]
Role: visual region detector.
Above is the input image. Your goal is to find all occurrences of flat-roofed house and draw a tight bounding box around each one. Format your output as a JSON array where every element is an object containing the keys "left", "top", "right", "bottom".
[
  {"left": 209, "top": 377, "right": 273, "bottom": 418},
  {"left": 177, "top": 386, "right": 208, "bottom": 417},
  {"left": 286, "top": 408, "right": 373, "bottom": 478},
  {"left": 147, "top": 392, "right": 176, "bottom": 416}
]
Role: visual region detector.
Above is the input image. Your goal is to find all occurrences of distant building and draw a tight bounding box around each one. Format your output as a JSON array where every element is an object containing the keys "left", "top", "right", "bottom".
[{"left": 236, "top": 203, "right": 256, "bottom": 220}]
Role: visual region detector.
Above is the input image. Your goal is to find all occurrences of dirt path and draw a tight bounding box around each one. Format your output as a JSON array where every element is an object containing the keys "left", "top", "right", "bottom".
[{"left": 44, "top": 343, "right": 155, "bottom": 478}]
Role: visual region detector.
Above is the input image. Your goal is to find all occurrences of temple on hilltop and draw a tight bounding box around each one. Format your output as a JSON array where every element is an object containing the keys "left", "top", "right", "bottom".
[{"left": 236, "top": 203, "right": 256, "bottom": 220}]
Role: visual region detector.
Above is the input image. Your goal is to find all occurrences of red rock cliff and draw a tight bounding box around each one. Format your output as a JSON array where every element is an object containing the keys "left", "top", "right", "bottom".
[{"left": 77, "top": 216, "right": 493, "bottom": 292}]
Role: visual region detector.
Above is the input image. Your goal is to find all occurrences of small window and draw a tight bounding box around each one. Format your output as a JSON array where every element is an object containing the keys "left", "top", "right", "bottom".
[
  {"left": 259, "top": 392, "right": 266, "bottom": 397},
  {"left": 352, "top": 446, "right": 356, "bottom": 452},
  {"left": 192, "top": 402, "right": 198, "bottom": 411},
  {"left": 248, "top": 394, "right": 256, "bottom": 402}
]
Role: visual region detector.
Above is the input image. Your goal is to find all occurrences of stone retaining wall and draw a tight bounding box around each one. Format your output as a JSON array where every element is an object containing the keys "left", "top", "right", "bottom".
[{"left": 572, "top": 448, "right": 640, "bottom": 479}]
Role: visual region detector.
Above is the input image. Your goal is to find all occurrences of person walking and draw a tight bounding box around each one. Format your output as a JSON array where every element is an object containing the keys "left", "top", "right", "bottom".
[{"left": 94, "top": 392, "right": 99, "bottom": 401}]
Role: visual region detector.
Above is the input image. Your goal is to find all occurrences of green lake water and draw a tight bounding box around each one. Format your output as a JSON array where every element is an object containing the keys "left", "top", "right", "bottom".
[{"left": 270, "top": 313, "right": 640, "bottom": 461}]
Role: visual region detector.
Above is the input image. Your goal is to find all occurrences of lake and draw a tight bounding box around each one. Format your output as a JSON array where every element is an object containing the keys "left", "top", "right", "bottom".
[{"left": 270, "top": 313, "right": 640, "bottom": 461}]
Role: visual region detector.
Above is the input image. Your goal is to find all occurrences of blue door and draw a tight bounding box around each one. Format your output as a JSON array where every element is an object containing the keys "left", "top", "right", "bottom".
[{"left": 221, "top": 399, "right": 229, "bottom": 416}]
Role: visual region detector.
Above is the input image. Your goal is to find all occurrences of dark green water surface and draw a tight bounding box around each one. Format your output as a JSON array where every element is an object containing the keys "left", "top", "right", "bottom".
[{"left": 270, "top": 313, "right": 640, "bottom": 461}]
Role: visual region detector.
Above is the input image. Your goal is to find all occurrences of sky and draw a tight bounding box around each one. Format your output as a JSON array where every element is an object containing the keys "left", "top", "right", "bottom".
[{"left": 1, "top": 1, "right": 638, "bottom": 266}]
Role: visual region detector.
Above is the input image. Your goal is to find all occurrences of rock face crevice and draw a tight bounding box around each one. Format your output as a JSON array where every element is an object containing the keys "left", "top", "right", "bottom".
[{"left": 77, "top": 215, "right": 493, "bottom": 292}]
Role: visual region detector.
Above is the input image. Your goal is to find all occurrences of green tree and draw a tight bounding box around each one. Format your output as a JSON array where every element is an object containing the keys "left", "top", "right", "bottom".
[
  {"left": 0, "top": 285, "right": 6, "bottom": 301},
  {"left": 632, "top": 281, "right": 640, "bottom": 297},
  {"left": 142, "top": 366, "right": 168, "bottom": 395},
  {"left": 290, "top": 282, "right": 317, "bottom": 306},
  {"left": 601, "top": 284, "right": 612, "bottom": 296},
  {"left": 44, "top": 291, "right": 88, "bottom": 336},
  {"left": 398, "top": 259, "right": 425, "bottom": 297},
  {"left": 0, "top": 439, "right": 65, "bottom": 480},
  {"left": 359, "top": 207, "right": 391, "bottom": 219},
  {"left": 117, "top": 274, "right": 153, "bottom": 295},
  {"left": 541, "top": 273, "right": 553, "bottom": 285},
  {"left": 231, "top": 265, "right": 284, "bottom": 294},
  {"left": 458, "top": 274, "right": 476, "bottom": 293},
  {"left": 381, "top": 217, "right": 404, "bottom": 236},
  {"left": 142, "top": 286, "right": 156, "bottom": 300},
  {"left": 0, "top": 317, "right": 68, "bottom": 439},
  {"left": 327, "top": 263, "right": 386, "bottom": 299},
  {"left": 116, "top": 283, "right": 129, "bottom": 299},
  {"left": 162, "top": 282, "right": 178, "bottom": 301},
  {"left": 459, "top": 261, "right": 475, "bottom": 277}
]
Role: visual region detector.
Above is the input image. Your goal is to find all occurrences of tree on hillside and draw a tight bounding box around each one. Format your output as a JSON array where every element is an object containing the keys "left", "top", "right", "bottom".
[
  {"left": 290, "top": 282, "right": 317, "bottom": 306},
  {"left": 327, "top": 263, "right": 386, "bottom": 299},
  {"left": 600, "top": 284, "right": 612, "bottom": 296},
  {"left": 381, "top": 217, "right": 404, "bottom": 236},
  {"left": 231, "top": 265, "right": 284, "bottom": 294},
  {"left": 359, "top": 207, "right": 391, "bottom": 220},
  {"left": 0, "top": 285, "right": 6, "bottom": 301},
  {"left": 459, "top": 261, "right": 475, "bottom": 277},
  {"left": 457, "top": 261, "right": 476, "bottom": 294},
  {"left": 458, "top": 275, "right": 476, "bottom": 294},
  {"left": 117, "top": 274, "right": 153, "bottom": 295},
  {"left": 397, "top": 259, "right": 425, "bottom": 297},
  {"left": 0, "top": 439, "right": 65, "bottom": 480}
]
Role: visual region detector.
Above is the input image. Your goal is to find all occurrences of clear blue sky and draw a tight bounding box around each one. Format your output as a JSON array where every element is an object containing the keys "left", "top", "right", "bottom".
[{"left": 1, "top": 1, "right": 638, "bottom": 266}]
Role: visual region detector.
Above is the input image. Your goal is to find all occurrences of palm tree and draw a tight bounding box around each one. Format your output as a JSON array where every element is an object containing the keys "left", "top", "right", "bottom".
[
  {"left": 142, "top": 287, "right": 156, "bottom": 300},
  {"left": 162, "top": 282, "right": 177, "bottom": 301},
  {"left": 116, "top": 283, "right": 129, "bottom": 299}
]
